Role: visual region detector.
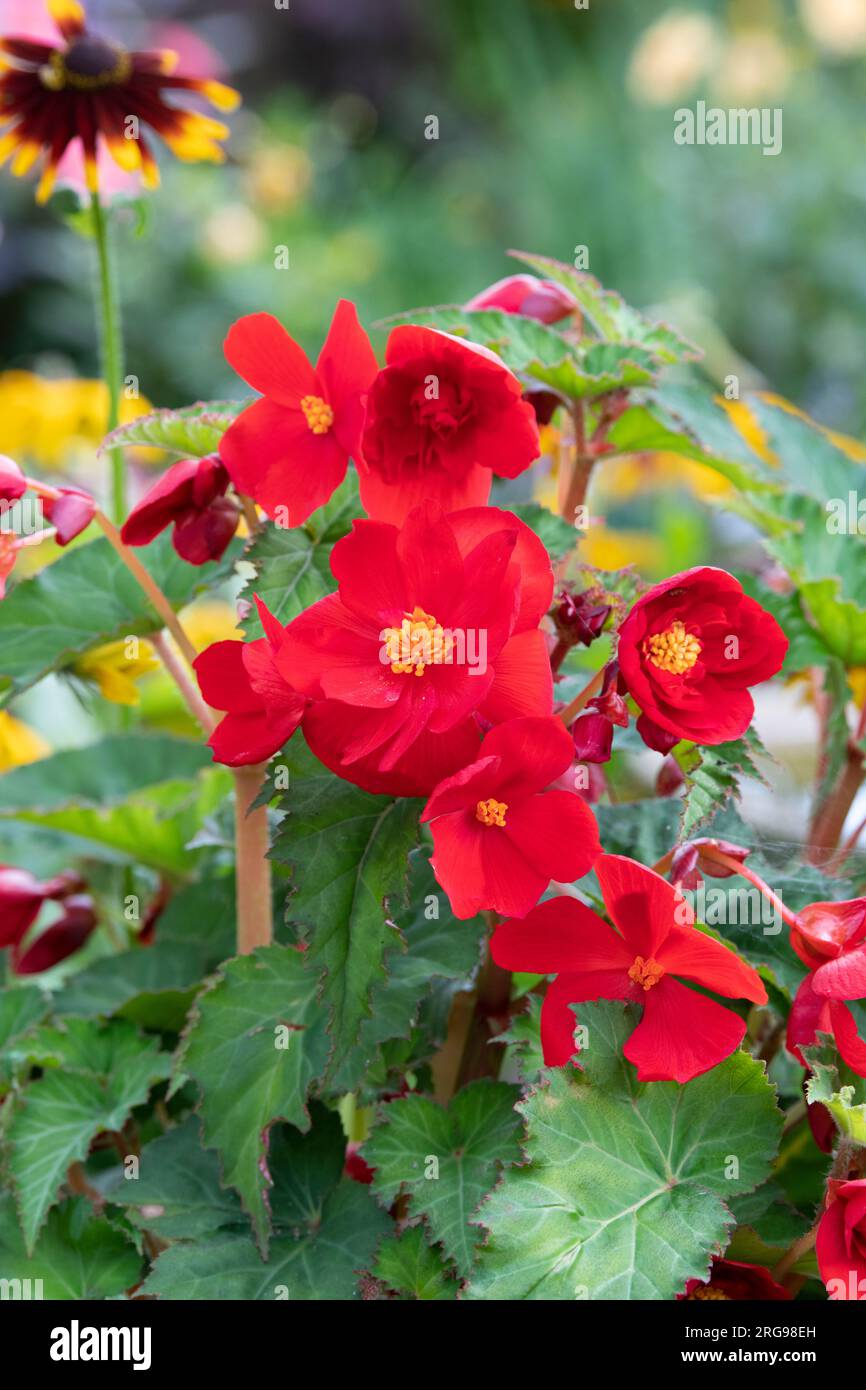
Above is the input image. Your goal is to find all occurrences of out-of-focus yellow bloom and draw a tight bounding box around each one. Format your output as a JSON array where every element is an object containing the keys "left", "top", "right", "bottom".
[
  {"left": 627, "top": 10, "right": 721, "bottom": 105},
  {"left": 202, "top": 203, "right": 265, "bottom": 265},
  {"left": 0, "top": 373, "right": 157, "bottom": 473},
  {"left": 178, "top": 599, "right": 243, "bottom": 651},
  {"left": 581, "top": 527, "right": 665, "bottom": 573},
  {"left": 849, "top": 667, "right": 866, "bottom": 704},
  {"left": 0, "top": 710, "right": 49, "bottom": 771},
  {"left": 74, "top": 639, "right": 159, "bottom": 706},
  {"left": 799, "top": 0, "right": 866, "bottom": 55},
  {"left": 726, "top": 391, "right": 866, "bottom": 465},
  {"left": 245, "top": 143, "right": 312, "bottom": 213},
  {"left": 713, "top": 30, "right": 793, "bottom": 102}
]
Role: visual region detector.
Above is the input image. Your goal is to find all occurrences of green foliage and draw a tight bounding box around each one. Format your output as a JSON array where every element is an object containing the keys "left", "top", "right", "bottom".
[
  {"left": 373, "top": 1224, "right": 458, "bottom": 1300},
  {"left": 467, "top": 1001, "right": 782, "bottom": 1300},
  {"left": 678, "top": 731, "right": 768, "bottom": 838},
  {"left": 363, "top": 1080, "right": 523, "bottom": 1277},
  {"left": 0, "top": 1194, "right": 141, "bottom": 1299},
  {"left": 101, "top": 401, "right": 245, "bottom": 458},
  {"left": 805, "top": 1035, "right": 866, "bottom": 1146}
]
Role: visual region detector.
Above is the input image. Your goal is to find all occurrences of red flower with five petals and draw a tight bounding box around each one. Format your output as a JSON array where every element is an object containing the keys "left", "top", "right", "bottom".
[
  {"left": 220, "top": 301, "right": 378, "bottom": 527},
  {"left": 817, "top": 1179, "right": 866, "bottom": 1300},
  {"left": 618, "top": 568, "right": 787, "bottom": 746},
  {"left": 358, "top": 326, "right": 540, "bottom": 524},
  {"left": 421, "top": 717, "right": 601, "bottom": 918},
  {"left": 272, "top": 503, "right": 554, "bottom": 796},
  {"left": 194, "top": 599, "right": 306, "bottom": 766},
  {"left": 121, "top": 454, "right": 239, "bottom": 564},
  {"left": 491, "top": 854, "right": 767, "bottom": 1082}
]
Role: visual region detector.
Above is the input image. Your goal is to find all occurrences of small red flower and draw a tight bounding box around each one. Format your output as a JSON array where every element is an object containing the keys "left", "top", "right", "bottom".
[
  {"left": 464, "top": 273, "right": 578, "bottom": 325},
  {"left": 421, "top": 717, "right": 601, "bottom": 919},
  {"left": 618, "top": 568, "right": 787, "bottom": 745},
  {"left": 0, "top": 454, "right": 26, "bottom": 502},
  {"left": 679, "top": 1258, "right": 790, "bottom": 1301},
  {"left": 786, "top": 898, "right": 866, "bottom": 1076},
  {"left": 220, "top": 301, "right": 378, "bottom": 527},
  {"left": 817, "top": 1179, "right": 866, "bottom": 1300},
  {"left": 121, "top": 453, "right": 239, "bottom": 564},
  {"left": 274, "top": 503, "right": 554, "bottom": 795},
  {"left": 43, "top": 485, "right": 96, "bottom": 544},
  {"left": 194, "top": 599, "right": 306, "bottom": 767},
  {"left": 491, "top": 854, "right": 766, "bottom": 1082},
  {"left": 359, "top": 326, "right": 540, "bottom": 524},
  {"left": 0, "top": 865, "right": 85, "bottom": 949},
  {"left": 12, "top": 894, "right": 97, "bottom": 974}
]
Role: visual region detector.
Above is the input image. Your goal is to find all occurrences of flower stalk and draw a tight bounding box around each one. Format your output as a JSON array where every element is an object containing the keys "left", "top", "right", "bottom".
[
  {"left": 90, "top": 192, "right": 126, "bottom": 524},
  {"left": 233, "top": 763, "right": 273, "bottom": 954}
]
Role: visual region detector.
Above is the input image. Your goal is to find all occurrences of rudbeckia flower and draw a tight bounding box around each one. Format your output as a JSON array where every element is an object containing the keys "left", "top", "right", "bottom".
[
  {"left": 618, "top": 567, "right": 787, "bottom": 746},
  {"left": 121, "top": 454, "right": 239, "bottom": 564},
  {"left": 421, "top": 716, "right": 601, "bottom": 918},
  {"left": 785, "top": 898, "right": 866, "bottom": 1076},
  {"left": 0, "top": 0, "right": 239, "bottom": 203},
  {"left": 275, "top": 503, "right": 554, "bottom": 796},
  {"left": 817, "top": 1179, "right": 866, "bottom": 1300},
  {"left": 359, "top": 326, "right": 540, "bottom": 524},
  {"left": 491, "top": 854, "right": 767, "bottom": 1083},
  {"left": 194, "top": 598, "right": 306, "bottom": 767},
  {"left": 220, "top": 301, "right": 378, "bottom": 527}
]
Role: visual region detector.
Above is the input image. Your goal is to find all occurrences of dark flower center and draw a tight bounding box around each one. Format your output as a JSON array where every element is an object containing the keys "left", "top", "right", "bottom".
[
  {"left": 40, "top": 35, "right": 132, "bottom": 91},
  {"left": 410, "top": 378, "right": 475, "bottom": 440}
]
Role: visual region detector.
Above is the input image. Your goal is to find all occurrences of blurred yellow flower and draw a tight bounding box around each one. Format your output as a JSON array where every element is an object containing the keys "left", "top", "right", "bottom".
[
  {"left": 627, "top": 10, "right": 720, "bottom": 105},
  {"left": 581, "top": 527, "right": 664, "bottom": 573},
  {"left": 178, "top": 599, "right": 244, "bottom": 651},
  {"left": 0, "top": 373, "right": 156, "bottom": 474},
  {"left": 74, "top": 639, "right": 159, "bottom": 706},
  {"left": 713, "top": 30, "right": 793, "bottom": 103},
  {"left": 799, "top": 0, "right": 866, "bottom": 55},
  {"left": 726, "top": 391, "right": 866, "bottom": 465},
  {"left": 245, "top": 143, "right": 312, "bottom": 213},
  {"left": 0, "top": 710, "right": 49, "bottom": 771},
  {"left": 202, "top": 204, "right": 265, "bottom": 265}
]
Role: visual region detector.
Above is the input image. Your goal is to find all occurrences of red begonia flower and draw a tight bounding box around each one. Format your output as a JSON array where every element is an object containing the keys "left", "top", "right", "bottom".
[
  {"left": 0, "top": 865, "right": 85, "bottom": 949},
  {"left": 0, "top": 454, "right": 27, "bottom": 502},
  {"left": 491, "top": 853, "right": 767, "bottom": 1083},
  {"left": 789, "top": 897, "right": 866, "bottom": 995},
  {"left": 679, "top": 1258, "right": 790, "bottom": 1301},
  {"left": 220, "top": 301, "right": 378, "bottom": 526},
  {"left": 358, "top": 326, "right": 540, "bottom": 524},
  {"left": 817, "top": 1179, "right": 866, "bottom": 1300},
  {"left": 618, "top": 568, "right": 787, "bottom": 745},
  {"left": 786, "top": 973, "right": 866, "bottom": 1076},
  {"left": 421, "top": 716, "right": 601, "bottom": 918},
  {"left": 464, "top": 273, "right": 578, "bottom": 325},
  {"left": 194, "top": 600, "right": 306, "bottom": 767},
  {"left": 121, "top": 454, "right": 239, "bottom": 564},
  {"left": 43, "top": 485, "right": 96, "bottom": 544},
  {"left": 274, "top": 503, "right": 554, "bottom": 795},
  {"left": 12, "top": 895, "right": 97, "bottom": 975}
]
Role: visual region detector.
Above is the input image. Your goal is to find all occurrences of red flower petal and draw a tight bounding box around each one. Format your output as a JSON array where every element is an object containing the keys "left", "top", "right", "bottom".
[
  {"left": 224, "top": 312, "right": 317, "bottom": 405},
  {"left": 595, "top": 853, "right": 682, "bottom": 957},
  {"left": 479, "top": 629, "right": 553, "bottom": 723},
  {"left": 623, "top": 976, "right": 747, "bottom": 1083},
  {"left": 358, "top": 458, "right": 492, "bottom": 526},
  {"left": 658, "top": 922, "right": 767, "bottom": 1004},
  {"left": 220, "top": 397, "right": 348, "bottom": 526},
  {"left": 448, "top": 505, "right": 554, "bottom": 631},
  {"left": 315, "top": 298, "right": 379, "bottom": 455},
  {"left": 303, "top": 700, "right": 482, "bottom": 796},
  {"left": 540, "top": 970, "right": 634, "bottom": 1066},
  {"left": 813, "top": 943, "right": 866, "bottom": 1000},
  {"left": 503, "top": 790, "right": 601, "bottom": 884},
  {"left": 491, "top": 896, "right": 631, "bottom": 974}
]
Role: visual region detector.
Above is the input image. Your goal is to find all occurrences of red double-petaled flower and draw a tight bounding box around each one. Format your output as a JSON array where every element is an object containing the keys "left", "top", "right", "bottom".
[
  {"left": 194, "top": 598, "right": 306, "bottom": 767},
  {"left": 786, "top": 897, "right": 866, "bottom": 1076},
  {"left": 421, "top": 716, "right": 601, "bottom": 918},
  {"left": 121, "top": 454, "right": 239, "bottom": 564},
  {"left": 358, "top": 326, "right": 540, "bottom": 524},
  {"left": 817, "top": 1179, "right": 866, "bottom": 1300},
  {"left": 679, "top": 1258, "right": 790, "bottom": 1301},
  {"left": 220, "top": 301, "right": 378, "bottom": 527},
  {"left": 273, "top": 502, "right": 554, "bottom": 796},
  {"left": 618, "top": 567, "right": 787, "bottom": 746},
  {"left": 492, "top": 854, "right": 766, "bottom": 1083}
]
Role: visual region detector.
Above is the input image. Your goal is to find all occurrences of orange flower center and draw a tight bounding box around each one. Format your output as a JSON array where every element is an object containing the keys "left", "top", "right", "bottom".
[
  {"left": 688, "top": 1287, "right": 730, "bottom": 1301},
  {"left": 383, "top": 606, "right": 452, "bottom": 676},
  {"left": 476, "top": 798, "right": 508, "bottom": 827},
  {"left": 643, "top": 620, "right": 701, "bottom": 675},
  {"left": 300, "top": 394, "right": 334, "bottom": 435},
  {"left": 40, "top": 37, "right": 132, "bottom": 92},
  {"left": 628, "top": 955, "right": 665, "bottom": 991}
]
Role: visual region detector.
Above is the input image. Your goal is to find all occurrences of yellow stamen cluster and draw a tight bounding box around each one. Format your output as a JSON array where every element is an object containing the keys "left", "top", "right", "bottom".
[
  {"left": 383, "top": 606, "right": 452, "bottom": 676},
  {"left": 476, "top": 798, "right": 508, "bottom": 827},
  {"left": 688, "top": 1287, "right": 730, "bottom": 1301},
  {"left": 300, "top": 394, "right": 334, "bottom": 434},
  {"left": 643, "top": 620, "right": 701, "bottom": 675},
  {"left": 628, "top": 955, "right": 665, "bottom": 992}
]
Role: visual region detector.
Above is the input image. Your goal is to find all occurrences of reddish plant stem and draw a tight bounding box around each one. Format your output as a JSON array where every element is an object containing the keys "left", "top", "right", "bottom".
[
  {"left": 697, "top": 844, "right": 802, "bottom": 930},
  {"left": 454, "top": 949, "right": 513, "bottom": 1090},
  {"left": 233, "top": 762, "right": 273, "bottom": 954},
  {"left": 808, "top": 745, "right": 865, "bottom": 867},
  {"left": 557, "top": 665, "right": 605, "bottom": 727},
  {"left": 558, "top": 400, "right": 595, "bottom": 525},
  {"left": 94, "top": 509, "right": 199, "bottom": 666},
  {"left": 240, "top": 493, "right": 261, "bottom": 539},
  {"left": 150, "top": 631, "right": 216, "bottom": 735}
]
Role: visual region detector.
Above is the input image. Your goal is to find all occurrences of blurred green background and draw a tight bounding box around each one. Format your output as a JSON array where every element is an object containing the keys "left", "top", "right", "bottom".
[{"left": 2, "top": 0, "right": 866, "bottom": 427}]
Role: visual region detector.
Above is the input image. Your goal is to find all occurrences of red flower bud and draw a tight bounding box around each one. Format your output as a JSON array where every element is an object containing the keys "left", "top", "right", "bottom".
[
  {"left": 465, "top": 274, "right": 578, "bottom": 325},
  {"left": 12, "top": 895, "right": 97, "bottom": 975},
  {"left": 0, "top": 455, "right": 27, "bottom": 504},
  {"left": 571, "top": 711, "right": 613, "bottom": 764},
  {"left": 636, "top": 711, "right": 680, "bottom": 755},
  {"left": 553, "top": 589, "right": 611, "bottom": 649},
  {"left": 121, "top": 454, "right": 240, "bottom": 564},
  {"left": 656, "top": 754, "right": 684, "bottom": 797},
  {"left": 43, "top": 487, "right": 97, "bottom": 545}
]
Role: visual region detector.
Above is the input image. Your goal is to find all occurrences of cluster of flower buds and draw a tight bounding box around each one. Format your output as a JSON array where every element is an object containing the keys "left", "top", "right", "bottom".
[
  {"left": 552, "top": 587, "right": 612, "bottom": 651},
  {"left": 668, "top": 836, "right": 751, "bottom": 892},
  {"left": 0, "top": 865, "right": 96, "bottom": 975},
  {"left": 571, "top": 660, "right": 627, "bottom": 765}
]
